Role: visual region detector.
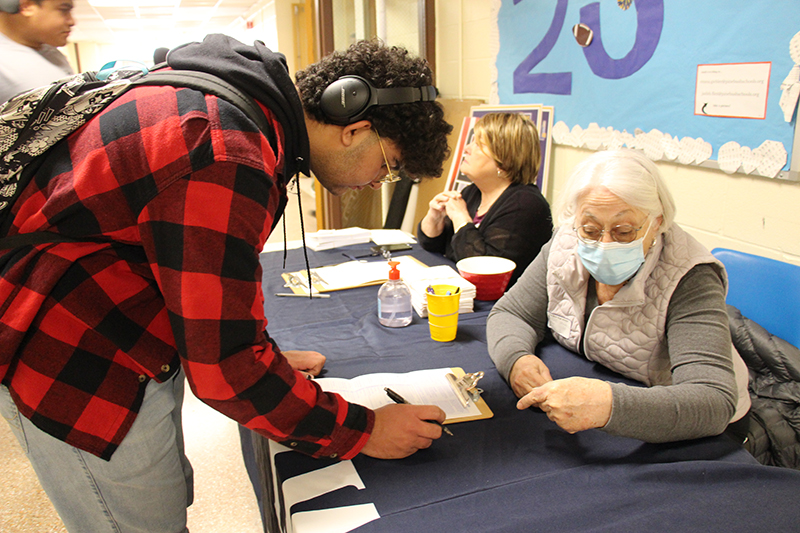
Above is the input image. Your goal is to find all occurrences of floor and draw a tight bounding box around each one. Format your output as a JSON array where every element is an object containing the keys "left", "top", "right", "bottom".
[{"left": 0, "top": 179, "right": 317, "bottom": 533}]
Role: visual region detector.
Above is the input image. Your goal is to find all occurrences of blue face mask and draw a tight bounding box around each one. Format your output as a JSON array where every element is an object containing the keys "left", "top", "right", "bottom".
[{"left": 576, "top": 237, "right": 646, "bottom": 286}]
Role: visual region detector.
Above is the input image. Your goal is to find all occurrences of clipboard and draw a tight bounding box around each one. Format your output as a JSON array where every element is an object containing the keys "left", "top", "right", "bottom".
[
  {"left": 281, "top": 255, "right": 429, "bottom": 294},
  {"left": 315, "top": 366, "right": 493, "bottom": 424}
]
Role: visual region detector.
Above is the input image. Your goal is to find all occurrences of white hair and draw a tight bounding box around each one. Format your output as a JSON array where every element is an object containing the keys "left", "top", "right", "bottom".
[{"left": 555, "top": 149, "right": 676, "bottom": 232}]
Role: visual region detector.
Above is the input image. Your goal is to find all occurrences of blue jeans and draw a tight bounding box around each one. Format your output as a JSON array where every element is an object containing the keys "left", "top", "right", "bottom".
[{"left": 1, "top": 368, "right": 194, "bottom": 533}]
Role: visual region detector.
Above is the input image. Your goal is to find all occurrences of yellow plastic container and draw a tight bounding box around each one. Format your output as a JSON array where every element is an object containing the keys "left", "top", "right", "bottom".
[{"left": 427, "top": 284, "right": 460, "bottom": 342}]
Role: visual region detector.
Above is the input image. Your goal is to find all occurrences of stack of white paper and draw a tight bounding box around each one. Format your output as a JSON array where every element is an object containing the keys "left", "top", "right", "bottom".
[
  {"left": 404, "top": 265, "right": 476, "bottom": 318},
  {"left": 306, "top": 227, "right": 371, "bottom": 251},
  {"left": 286, "top": 255, "right": 428, "bottom": 294},
  {"left": 370, "top": 229, "right": 416, "bottom": 246}
]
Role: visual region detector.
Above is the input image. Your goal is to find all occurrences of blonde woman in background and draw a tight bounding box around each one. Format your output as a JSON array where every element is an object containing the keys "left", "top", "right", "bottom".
[{"left": 418, "top": 112, "right": 552, "bottom": 287}]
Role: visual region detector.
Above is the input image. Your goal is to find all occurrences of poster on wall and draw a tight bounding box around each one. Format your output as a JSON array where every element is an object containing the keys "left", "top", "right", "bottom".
[
  {"left": 494, "top": 0, "right": 799, "bottom": 177},
  {"left": 445, "top": 105, "right": 553, "bottom": 194}
]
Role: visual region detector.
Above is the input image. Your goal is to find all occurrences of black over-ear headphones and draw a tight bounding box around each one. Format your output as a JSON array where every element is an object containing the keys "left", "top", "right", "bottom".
[
  {"left": 319, "top": 75, "right": 437, "bottom": 125},
  {"left": 0, "top": 0, "right": 20, "bottom": 14}
]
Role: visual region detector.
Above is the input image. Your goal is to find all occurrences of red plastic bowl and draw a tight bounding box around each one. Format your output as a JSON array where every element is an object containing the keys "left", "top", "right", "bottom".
[{"left": 456, "top": 256, "right": 516, "bottom": 301}]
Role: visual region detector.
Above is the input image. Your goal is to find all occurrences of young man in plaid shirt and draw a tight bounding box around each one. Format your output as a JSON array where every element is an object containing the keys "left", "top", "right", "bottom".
[{"left": 0, "top": 34, "right": 452, "bottom": 532}]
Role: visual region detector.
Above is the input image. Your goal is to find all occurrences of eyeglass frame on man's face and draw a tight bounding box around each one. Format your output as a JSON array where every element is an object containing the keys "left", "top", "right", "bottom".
[
  {"left": 574, "top": 219, "right": 649, "bottom": 244},
  {"left": 375, "top": 130, "right": 402, "bottom": 184}
]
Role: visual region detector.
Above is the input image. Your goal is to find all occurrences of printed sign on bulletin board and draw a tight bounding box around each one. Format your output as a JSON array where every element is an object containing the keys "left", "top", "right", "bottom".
[{"left": 494, "top": 0, "right": 799, "bottom": 177}]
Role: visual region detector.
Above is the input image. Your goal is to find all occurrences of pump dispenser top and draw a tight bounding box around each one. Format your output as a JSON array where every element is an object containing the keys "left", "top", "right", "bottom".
[{"left": 387, "top": 261, "right": 400, "bottom": 280}]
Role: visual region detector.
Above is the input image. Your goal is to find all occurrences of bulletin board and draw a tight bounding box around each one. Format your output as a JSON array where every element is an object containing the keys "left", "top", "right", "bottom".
[{"left": 494, "top": 0, "right": 800, "bottom": 177}]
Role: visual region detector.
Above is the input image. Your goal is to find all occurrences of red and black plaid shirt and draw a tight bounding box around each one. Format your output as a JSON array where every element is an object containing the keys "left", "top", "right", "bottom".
[{"left": 0, "top": 85, "right": 373, "bottom": 460}]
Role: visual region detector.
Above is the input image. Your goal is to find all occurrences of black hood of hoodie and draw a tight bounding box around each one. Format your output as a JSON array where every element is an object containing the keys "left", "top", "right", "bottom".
[{"left": 167, "top": 34, "right": 311, "bottom": 182}]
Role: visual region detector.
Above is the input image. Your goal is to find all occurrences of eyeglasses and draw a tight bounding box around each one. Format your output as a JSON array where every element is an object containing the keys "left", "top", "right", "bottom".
[
  {"left": 375, "top": 130, "right": 402, "bottom": 184},
  {"left": 574, "top": 221, "right": 648, "bottom": 244}
]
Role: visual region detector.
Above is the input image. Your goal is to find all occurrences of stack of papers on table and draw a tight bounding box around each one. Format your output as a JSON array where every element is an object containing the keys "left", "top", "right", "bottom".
[
  {"left": 306, "top": 227, "right": 371, "bottom": 251},
  {"left": 283, "top": 255, "right": 428, "bottom": 294},
  {"left": 405, "top": 265, "right": 476, "bottom": 318},
  {"left": 305, "top": 227, "right": 417, "bottom": 251},
  {"left": 370, "top": 229, "right": 416, "bottom": 245}
]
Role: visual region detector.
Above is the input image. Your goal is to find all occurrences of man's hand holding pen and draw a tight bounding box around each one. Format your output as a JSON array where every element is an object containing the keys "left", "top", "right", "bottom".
[
  {"left": 284, "top": 351, "right": 448, "bottom": 459},
  {"left": 385, "top": 387, "right": 454, "bottom": 436},
  {"left": 360, "top": 403, "right": 447, "bottom": 459}
]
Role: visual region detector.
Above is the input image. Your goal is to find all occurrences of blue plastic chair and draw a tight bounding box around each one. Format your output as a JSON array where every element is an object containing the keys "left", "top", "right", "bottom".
[{"left": 712, "top": 248, "right": 800, "bottom": 349}]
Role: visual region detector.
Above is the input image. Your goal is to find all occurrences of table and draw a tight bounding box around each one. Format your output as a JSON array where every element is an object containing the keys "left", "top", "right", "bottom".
[{"left": 245, "top": 244, "right": 800, "bottom": 533}]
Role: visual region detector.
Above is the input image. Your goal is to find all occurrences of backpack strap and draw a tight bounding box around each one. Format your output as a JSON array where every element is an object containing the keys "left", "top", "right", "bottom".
[
  {"left": 0, "top": 70, "right": 279, "bottom": 252},
  {"left": 0, "top": 231, "right": 96, "bottom": 250},
  {"left": 132, "top": 70, "right": 278, "bottom": 154}
]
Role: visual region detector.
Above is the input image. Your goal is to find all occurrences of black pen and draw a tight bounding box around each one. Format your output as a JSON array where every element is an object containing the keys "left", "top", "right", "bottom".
[{"left": 384, "top": 387, "right": 454, "bottom": 437}]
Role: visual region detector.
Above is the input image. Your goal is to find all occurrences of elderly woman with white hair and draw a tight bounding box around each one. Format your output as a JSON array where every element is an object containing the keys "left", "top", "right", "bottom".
[{"left": 487, "top": 149, "right": 751, "bottom": 443}]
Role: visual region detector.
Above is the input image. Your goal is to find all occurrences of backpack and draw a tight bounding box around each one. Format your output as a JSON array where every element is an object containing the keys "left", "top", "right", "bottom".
[{"left": 0, "top": 66, "right": 273, "bottom": 250}]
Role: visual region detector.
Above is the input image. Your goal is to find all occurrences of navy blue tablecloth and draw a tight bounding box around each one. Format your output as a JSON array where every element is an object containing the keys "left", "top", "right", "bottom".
[{"left": 247, "top": 244, "right": 800, "bottom": 533}]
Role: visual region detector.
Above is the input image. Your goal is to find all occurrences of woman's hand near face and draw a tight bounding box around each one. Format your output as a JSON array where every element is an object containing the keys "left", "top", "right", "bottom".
[
  {"left": 420, "top": 190, "right": 462, "bottom": 238},
  {"left": 508, "top": 354, "right": 553, "bottom": 398},
  {"left": 429, "top": 190, "right": 462, "bottom": 216},
  {"left": 517, "top": 377, "right": 613, "bottom": 433},
  {"left": 443, "top": 195, "right": 471, "bottom": 232}
]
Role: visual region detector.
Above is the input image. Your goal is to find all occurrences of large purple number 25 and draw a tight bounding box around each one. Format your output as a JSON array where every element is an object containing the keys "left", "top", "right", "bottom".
[{"left": 513, "top": 0, "right": 664, "bottom": 95}]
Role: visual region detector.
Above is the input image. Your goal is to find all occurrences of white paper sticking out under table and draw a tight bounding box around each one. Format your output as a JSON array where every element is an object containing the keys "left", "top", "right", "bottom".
[{"left": 292, "top": 505, "right": 380, "bottom": 533}]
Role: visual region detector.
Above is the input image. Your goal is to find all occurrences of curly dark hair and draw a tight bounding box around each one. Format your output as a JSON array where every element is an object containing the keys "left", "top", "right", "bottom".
[{"left": 296, "top": 39, "right": 452, "bottom": 180}]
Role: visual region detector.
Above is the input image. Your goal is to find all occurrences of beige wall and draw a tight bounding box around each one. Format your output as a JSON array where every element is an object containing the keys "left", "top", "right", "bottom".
[
  {"left": 431, "top": 0, "right": 800, "bottom": 266},
  {"left": 434, "top": 0, "right": 493, "bottom": 100},
  {"left": 383, "top": 0, "right": 420, "bottom": 55}
]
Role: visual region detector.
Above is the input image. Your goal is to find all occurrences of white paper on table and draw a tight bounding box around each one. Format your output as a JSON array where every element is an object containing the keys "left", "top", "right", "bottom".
[
  {"left": 276, "top": 457, "right": 380, "bottom": 533},
  {"left": 306, "top": 228, "right": 371, "bottom": 251},
  {"left": 370, "top": 229, "right": 416, "bottom": 245},
  {"left": 288, "top": 255, "right": 427, "bottom": 293},
  {"left": 316, "top": 367, "right": 482, "bottom": 422},
  {"left": 262, "top": 239, "right": 304, "bottom": 253},
  {"left": 405, "top": 265, "right": 476, "bottom": 318}
]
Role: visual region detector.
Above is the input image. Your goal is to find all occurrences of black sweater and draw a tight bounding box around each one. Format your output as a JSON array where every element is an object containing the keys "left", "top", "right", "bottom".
[{"left": 418, "top": 183, "right": 552, "bottom": 286}]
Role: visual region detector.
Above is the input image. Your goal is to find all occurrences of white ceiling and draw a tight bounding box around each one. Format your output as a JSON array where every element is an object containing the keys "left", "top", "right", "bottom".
[{"left": 69, "top": 0, "right": 263, "bottom": 45}]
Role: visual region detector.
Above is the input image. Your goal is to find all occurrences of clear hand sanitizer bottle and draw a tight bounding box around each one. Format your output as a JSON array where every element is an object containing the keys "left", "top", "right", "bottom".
[{"left": 378, "top": 260, "right": 412, "bottom": 327}]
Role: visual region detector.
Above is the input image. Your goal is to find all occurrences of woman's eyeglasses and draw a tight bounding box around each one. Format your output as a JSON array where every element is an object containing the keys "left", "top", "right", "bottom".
[
  {"left": 574, "top": 222, "right": 647, "bottom": 244},
  {"left": 375, "top": 130, "right": 402, "bottom": 184}
]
